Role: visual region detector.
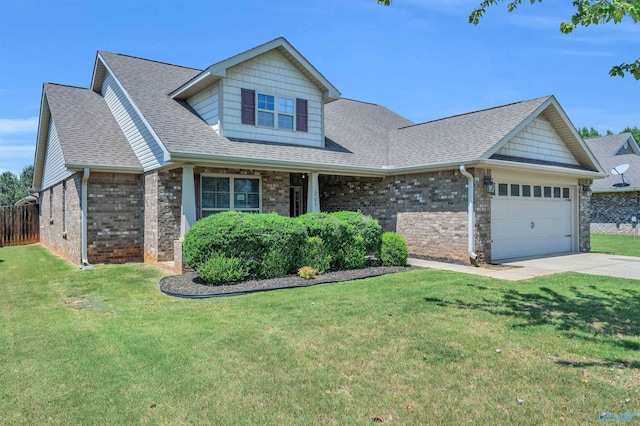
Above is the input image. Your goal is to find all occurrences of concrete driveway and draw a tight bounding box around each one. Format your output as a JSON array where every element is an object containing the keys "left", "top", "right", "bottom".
[{"left": 408, "top": 252, "right": 640, "bottom": 281}]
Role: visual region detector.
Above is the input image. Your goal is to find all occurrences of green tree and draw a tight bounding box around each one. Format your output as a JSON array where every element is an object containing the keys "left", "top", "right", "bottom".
[
  {"left": 621, "top": 126, "right": 640, "bottom": 142},
  {"left": 578, "top": 126, "right": 601, "bottom": 138},
  {"left": 14, "top": 165, "right": 34, "bottom": 202},
  {"left": 468, "top": 0, "right": 640, "bottom": 79},
  {"left": 0, "top": 171, "right": 18, "bottom": 206}
]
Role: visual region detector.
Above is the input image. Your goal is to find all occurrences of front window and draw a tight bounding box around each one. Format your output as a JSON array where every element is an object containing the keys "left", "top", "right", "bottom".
[
  {"left": 201, "top": 176, "right": 261, "bottom": 217},
  {"left": 257, "top": 93, "right": 295, "bottom": 130}
]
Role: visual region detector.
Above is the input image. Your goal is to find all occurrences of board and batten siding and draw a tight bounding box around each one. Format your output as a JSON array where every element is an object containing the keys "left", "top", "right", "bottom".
[
  {"left": 497, "top": 116, "right": 579, "bottom": 165},
  {"left": 221, "top": 49, "right": 324, "bottom": 147},
  {"left": 101, "top": 73, "right": 166, "bottom": 171},
  {"left": 41, "top": 117, "right": 74, "bottom": 190},
  {"left": 187, "top": 83, "right": 220, "bottom": 134}
]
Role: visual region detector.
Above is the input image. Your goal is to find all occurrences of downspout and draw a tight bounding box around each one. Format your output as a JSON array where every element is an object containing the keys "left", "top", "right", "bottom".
[
  {"left": 81, "top": 167, "right": 92, "bottom": 268},
  {"left": 459, "top": 165, "right": 478, "bottom": 261}
]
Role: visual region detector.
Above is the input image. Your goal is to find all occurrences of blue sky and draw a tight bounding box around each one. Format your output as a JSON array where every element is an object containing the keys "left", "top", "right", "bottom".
[{"left": 1, "top": 0, "right": 639, "bottom": 176}]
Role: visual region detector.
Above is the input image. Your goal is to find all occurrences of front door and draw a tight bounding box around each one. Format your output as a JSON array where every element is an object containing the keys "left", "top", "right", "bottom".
[{"left": 290, "top": 186, "right": 303, "bottom": 217}]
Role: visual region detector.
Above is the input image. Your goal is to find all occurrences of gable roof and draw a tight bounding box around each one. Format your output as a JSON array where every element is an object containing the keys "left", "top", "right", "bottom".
[
  {"left": 585, "top": 133, "right": 640, "bottom": 192},
  {"left": 170, "top": 37, "right": 341, "bottom": 102},
  {"left": 33, "top": 83, "right": 141, "bottom": 190}
]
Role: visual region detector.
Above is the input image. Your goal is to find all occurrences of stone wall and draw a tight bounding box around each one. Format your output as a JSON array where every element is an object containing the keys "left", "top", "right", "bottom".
[
  {"left": 39, "top": 174, "right": 82, "bottom": 264},
  {"left": 578, "top": 179, "right": 593, "bottom": 251},
  {"left": 319, "top": 170, "right": 477, "bottom": 263},
  {"left": 473, "top": 168, "right": 492, "bottom": 264},
  {"left": 87, "top": 172, "right": 144, "bottom": 263},
  {"left": 590, "top": 190, "right": 640, "bottom": 236}
]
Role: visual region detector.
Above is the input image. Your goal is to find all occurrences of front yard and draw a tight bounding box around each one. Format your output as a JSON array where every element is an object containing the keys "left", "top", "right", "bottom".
[
  {"left": 1, "top": 244, "right": 639, "bottom": 425},
  {"left": 591, "top": 233, "right": 640, "bottom": 257}
]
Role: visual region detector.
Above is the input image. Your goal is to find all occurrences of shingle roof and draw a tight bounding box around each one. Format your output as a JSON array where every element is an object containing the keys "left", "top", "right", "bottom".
[
  {"left": 44, "top": 83, "right": 141, "bottom": 170},
  {"left": 584, "top": 133, "right": 640, "bottom": 191},
  {"left": 389, "top": 97, "right": 550, "bottom": 168}
]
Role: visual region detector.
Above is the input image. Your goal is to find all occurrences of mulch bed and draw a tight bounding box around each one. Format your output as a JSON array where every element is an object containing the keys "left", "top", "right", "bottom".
[{"left": 159, "top": 265, "right": 414, "bottom": 298}]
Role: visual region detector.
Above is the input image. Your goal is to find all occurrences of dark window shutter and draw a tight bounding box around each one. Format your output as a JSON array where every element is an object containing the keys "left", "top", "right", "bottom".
[
  {"left": 241, "top": 88, "right": 255, "bottom": 125},
  {"left": 296, "top": 98, "right": 308, "bottom": 132}
]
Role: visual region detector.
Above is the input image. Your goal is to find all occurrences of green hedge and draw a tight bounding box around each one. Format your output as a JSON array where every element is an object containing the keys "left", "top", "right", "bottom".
[
  {"left": 184, "top": 211, "right": 386, "bottom": 284},
  {"left": 380, "top": 232, "right": 409, "bottom": 266}
]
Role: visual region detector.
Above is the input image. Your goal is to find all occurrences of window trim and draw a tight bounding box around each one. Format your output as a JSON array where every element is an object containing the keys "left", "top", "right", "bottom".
[{"left": 200, "top": 174, "right": 262, "bottom": 216}]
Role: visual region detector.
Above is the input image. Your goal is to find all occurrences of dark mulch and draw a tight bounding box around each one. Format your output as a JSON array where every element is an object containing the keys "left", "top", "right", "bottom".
[{"left": 160, "top": 266, "right": 414, "bottom": 298}]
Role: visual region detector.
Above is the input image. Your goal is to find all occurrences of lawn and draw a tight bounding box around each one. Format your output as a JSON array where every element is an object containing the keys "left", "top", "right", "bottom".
[
  {"left": 2, "top": 245, "right": 640, "bottom": 425},
  {"left": 591, "top": 233, "right": 640, "bottom": 257}
]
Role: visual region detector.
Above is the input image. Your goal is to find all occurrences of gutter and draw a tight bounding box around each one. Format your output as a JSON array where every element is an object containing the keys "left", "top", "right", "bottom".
[
  {"left": 81, "top": 168, "right": 92, "bottom": 268},
  {"left": 459, "top": 165, "right": 478, "bottom": 261}
]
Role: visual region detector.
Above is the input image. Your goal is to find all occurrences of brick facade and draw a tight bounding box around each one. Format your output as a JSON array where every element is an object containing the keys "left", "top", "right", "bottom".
[
  {"left": 39, "top": 174, "right": 82, "bottom": 263},
  {"left": 86, "top": 172, "right": 144, "bottom": 263},
  {"left": 144, "top": 170, "right": 182, "bottom": 263},
  {"left": 590, "top": 190, "right": 640, "bottom": 236},
  {"left": 319, "top": 170, "right": 478, "bottom": 263},
  {"left": 578, "top": 179, "right": 593, "bottom": 251}
]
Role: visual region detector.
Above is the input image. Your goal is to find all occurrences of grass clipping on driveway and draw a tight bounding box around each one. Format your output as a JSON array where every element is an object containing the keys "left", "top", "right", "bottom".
[{"left": 2, "top": 245, "right": 640, "bottom": 424}]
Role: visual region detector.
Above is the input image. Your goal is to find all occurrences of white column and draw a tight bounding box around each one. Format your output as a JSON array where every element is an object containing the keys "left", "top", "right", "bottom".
[
  {"left": 180, "top": 165, "right": 197, "bottom": 239},
  {"left": 307, "top": 172, "right": 320, "bottom": 213}
]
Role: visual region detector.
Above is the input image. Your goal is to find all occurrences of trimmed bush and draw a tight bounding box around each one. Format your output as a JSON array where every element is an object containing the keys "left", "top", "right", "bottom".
[
  {"left": 339, "top": 234, "right": 366, "bottom": 269},
  {"left": 298, "top": 236, "right": 331, "bottom": 273},
  {"left": 380, "top": 232, "right": 409, "bottom": 266},
  {"left": 199, "top": 252, "right": 248, "bottom": 285},
  {"left": 184, "top": 212, "right": 307, "bottom": 280},
  {"left": 329, "top": 211, "right": 382, "bottom": 255},
  {"left": 298, "top": 266, "right": 318, "bottom": 279}
]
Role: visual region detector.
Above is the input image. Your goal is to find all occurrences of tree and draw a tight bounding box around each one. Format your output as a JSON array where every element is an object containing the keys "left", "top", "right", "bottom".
[
  {"left": 0, "top": 171, "right": 17, "bottom": 206},
  {"left": 578, "top": 126, "right": 601, "bottom": 138},
  {"left": 621, "top": 126, "right": 640, "bottom": 142},
  {"left": 468, "top": 1, "right": 640, "bottom": 79},
  {"left": 14, "top": 165, "right": 34, "bottom": 202}
]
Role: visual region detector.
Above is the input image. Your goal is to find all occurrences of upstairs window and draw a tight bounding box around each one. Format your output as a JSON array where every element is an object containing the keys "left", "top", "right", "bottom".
[{"left": 241, "top": 88, "right": 308, "bottom": 132}]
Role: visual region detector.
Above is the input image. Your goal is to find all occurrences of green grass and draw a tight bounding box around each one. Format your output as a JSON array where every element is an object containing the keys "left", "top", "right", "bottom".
[
  {"left": 591, "top": 233, "right": 640, "bottom": 257},
  {"left": 2, "top": 245, "right": 640, "bottom": 425}
]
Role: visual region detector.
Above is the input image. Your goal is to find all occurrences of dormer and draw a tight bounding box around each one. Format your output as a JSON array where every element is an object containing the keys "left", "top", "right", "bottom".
[
  {"left": 170, "top": 37, "right": 340, "bottom": 148},
  {"left": 615, "top": 134, "right": 640, "bottom": 156}
]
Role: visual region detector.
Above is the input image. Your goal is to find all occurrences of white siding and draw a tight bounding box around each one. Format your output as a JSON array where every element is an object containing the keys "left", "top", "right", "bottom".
[
  {"left": 41, "top": 117, "right": 73, "bottom": 190},
  {"left": 497, "top": 117, "right": 579, "bottom": 165},
  {"left": 101, "top": 73, "right": 165, "bottom": 171},
  {"left": 222, "top": 49, "right": 324, "bottom": 147},
  {"left": 187, "top": 83, "right": 219, "bottom": 134}
]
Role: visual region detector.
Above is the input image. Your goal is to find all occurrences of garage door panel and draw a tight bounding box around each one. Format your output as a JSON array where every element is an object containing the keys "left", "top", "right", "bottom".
[{"left": 491, "top": 184, "right": 573, "bottom": 260}]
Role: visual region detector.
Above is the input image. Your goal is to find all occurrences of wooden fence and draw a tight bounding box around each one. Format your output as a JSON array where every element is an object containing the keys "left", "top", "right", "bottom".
[{"left": 0, "top": 204, "right": 40, "bottom": 247}]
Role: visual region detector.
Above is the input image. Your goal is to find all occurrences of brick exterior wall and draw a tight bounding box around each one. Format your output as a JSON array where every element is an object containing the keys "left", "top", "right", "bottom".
[
  {"left": 579, "top": 179, "right": 592, "bottom": 251},
  {"left": 39, "top": 174, "right": 82, "bottom": 263},
  {"left": 144, "top": 170, "right": 181, "bottom": 263},
  {"left": 473, "top": 168, "right": 492, "bottom": 264},
  {"left": 590, "top": 190, "right": 640, "bottom": 236},
  {"left": 319, "top": 170, "right": 479, "bottom": 263},
  {"left": 86, "top": 172, "right": 144, "bottom": 263}
]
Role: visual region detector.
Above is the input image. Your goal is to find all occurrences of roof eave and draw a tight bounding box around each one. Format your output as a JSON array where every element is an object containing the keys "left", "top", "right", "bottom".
[
  {"left": 32, "top": 86, "right": 51, "bottom": 192},
  {"left": 479, "top": 158, "right": 606, "bottom": 179}
]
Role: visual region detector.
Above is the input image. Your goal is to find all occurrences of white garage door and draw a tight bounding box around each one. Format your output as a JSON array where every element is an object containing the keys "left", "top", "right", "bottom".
[{"left": 491, "top": 183, "right": 573, "bottom": 260}]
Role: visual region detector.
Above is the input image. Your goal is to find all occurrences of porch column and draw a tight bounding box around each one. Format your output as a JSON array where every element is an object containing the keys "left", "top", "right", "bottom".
[
  {"left": 307, "top": 172, "right": 320, "bottom": 213},
  {"left": 180, "top": 165, "right": 196, "bottom": 239}
]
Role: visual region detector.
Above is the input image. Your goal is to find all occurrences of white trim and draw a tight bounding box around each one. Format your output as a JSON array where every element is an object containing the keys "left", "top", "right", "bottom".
[
  {"left": 200, "top": 173, "right": 262, "bottom": 216},
  {"left": 96, "top": 53, "right": 172, "bottom": 164}
]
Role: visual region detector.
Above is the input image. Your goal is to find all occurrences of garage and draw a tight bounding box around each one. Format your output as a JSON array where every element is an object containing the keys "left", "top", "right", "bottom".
[{"left": 491, "top": 181, "right": 574, "bottom": 260}]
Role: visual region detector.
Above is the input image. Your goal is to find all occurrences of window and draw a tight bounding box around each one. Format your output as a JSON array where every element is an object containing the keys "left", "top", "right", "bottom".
[
  {"left": 62, "top": 181, "right": 67, "bottom": 233},
  {"left": 533, "top": 186, "right": 542, "bottom": 197},
  {"left": 498, "top": 183, "right": 508, "bottom": 196},
  {"left": 562, "top": 188, "right": 570, "bottom": 199},
  {"left": 241, "top": 88, "right": 308, "bottom": 132},
  {"left": 553, "top": 187, "right": 561, "bottom": 198},
  {"left": 201, "top": 176, "right": 260, "bottom": 217},
  {"left": 544, "top": 186, "right": 552, "bottom": 198},
  {"left": 522, "top": 185, "right": 531, "bottom": 197},
  {"left": 510, "top": 184, "right": 520, "bottom": 197}
]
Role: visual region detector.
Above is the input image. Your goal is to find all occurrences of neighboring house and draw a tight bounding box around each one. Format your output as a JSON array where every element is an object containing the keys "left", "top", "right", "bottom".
[
  {"left": 32, "top": 37, "right": 605, "bottom": 271},
  {"left": 585, "top": 133, "right": 640, "bottom": 235}
]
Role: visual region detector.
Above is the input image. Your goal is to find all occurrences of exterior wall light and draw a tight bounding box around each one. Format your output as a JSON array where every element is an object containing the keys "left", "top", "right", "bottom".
[
  {"left": 582, "top": 184, "right": 592, "bottom": 197},
  {"left": 484, "top": 177, "right": 495, "bottom": 194}
]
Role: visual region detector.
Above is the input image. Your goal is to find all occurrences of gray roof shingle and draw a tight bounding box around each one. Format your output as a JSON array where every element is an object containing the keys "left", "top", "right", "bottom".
[
  {"left": 584, "top": 133, "right": 640, "bottom": 191},
  {"left": 44, "top": 83, "right": 141, "bottom": 170}
]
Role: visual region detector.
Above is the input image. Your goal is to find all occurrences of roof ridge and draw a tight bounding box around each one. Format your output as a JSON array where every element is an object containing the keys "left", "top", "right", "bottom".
[
  {"left": 44, "top": 82, "right": 91, "bottom": 90},
  {"left": 98, "top": 50, "right": 202, "bottom": 71},
  {"left": 397, "top": 96, "right": 551, "bottom": 130}
]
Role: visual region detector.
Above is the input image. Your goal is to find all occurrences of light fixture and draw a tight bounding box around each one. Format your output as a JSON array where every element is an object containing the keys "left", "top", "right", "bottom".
[
  {"left": 484, "top": 177, "right": 495, "bottom": 194},
  {"left": 582, "top": 184, "right": 592, "bottom": 197}
]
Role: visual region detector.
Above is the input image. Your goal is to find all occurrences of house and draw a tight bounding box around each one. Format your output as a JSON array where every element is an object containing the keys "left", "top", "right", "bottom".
[
  {"left": 585, "top": 133, "right": 640, "bottom": 235},
  {"left": 32, "top": 37, "right": 605, "bottom": 271}
]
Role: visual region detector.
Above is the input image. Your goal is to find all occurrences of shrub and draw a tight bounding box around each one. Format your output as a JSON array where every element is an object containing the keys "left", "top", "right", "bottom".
[
  {"left": 298, "top": 236, "right": 331, "bottom": 273},
  {"left": 198, "top": 252, "right": 248, "bottom": 285},
  {"left": 184, "top": 212, "right": 307, "bottom": 279},
  {"left": 298, "top": 266, "right": 318, "bottom": 279},
  {"left": 339, "top": 234, "right": 367, "bottom": 269},
  {"left": 380, "top": 232, "right": 409, "bottom": 266},
  {"left": 328, "top": 211, "right": 382, "bottom": 255}
]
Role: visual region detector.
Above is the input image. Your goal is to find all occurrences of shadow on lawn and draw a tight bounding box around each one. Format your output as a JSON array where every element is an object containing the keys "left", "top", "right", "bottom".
[{"left": 424, "top": 283, "right": 640, "bottom": 355}]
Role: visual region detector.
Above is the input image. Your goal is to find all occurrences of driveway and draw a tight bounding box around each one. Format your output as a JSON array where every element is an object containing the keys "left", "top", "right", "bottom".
[{"left": 408, "top": 252, "right": 640, "bottom": 281}]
